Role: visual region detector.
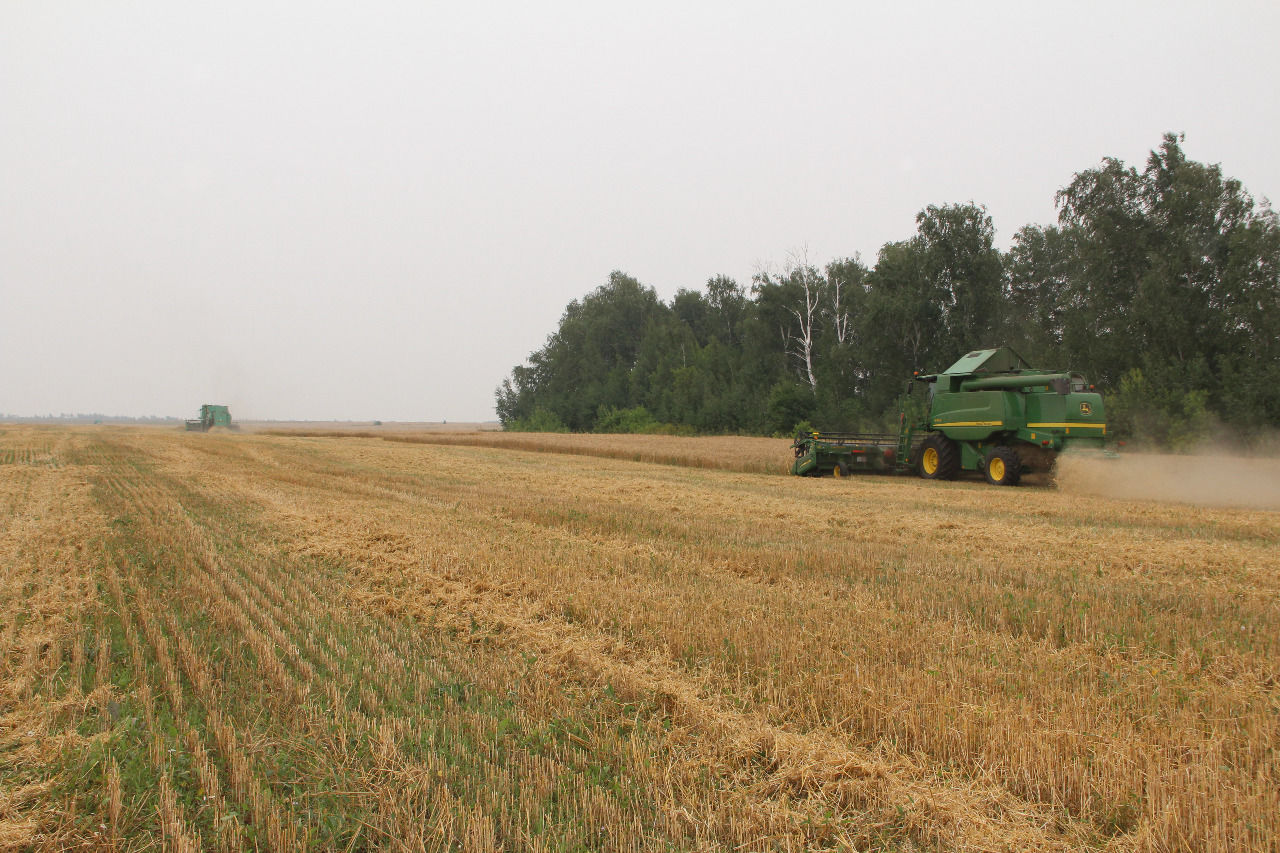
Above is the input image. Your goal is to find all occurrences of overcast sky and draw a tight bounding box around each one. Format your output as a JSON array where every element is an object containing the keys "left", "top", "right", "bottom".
[{"left": 3, "top": 2, "right": 1278, "bottom": 421}]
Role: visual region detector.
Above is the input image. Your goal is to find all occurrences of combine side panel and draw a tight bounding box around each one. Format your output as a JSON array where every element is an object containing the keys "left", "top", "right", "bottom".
[{"left": 930, "top": 391, "right": 1016, "bottom": 442}]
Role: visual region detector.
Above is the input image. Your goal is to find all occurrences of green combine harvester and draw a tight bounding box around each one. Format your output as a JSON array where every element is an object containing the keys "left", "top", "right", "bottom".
[
  {"left": 185, "top": 404, "right": 234, "bottom": 432},
  {"left": 791, "top": 347, "right": 1107, "bottom": 485}
]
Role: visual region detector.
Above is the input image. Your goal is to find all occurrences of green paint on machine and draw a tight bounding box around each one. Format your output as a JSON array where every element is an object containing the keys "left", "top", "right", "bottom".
[
  {"left": 185, "top": 404, "right": 235, "bottom": 432},
  {"left": 791, "top": 347, "right": 1109, "bottom": 486}
]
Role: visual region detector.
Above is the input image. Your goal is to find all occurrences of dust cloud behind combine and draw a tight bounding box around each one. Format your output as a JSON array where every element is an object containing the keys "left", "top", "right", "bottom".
[{"left": 1055, "top": 450, "right": 1280, "bottom": 510}]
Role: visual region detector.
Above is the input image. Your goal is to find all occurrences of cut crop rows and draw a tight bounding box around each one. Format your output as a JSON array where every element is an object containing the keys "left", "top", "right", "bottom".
[{"left": 3, "top": 425, "right": 1277, "bottom": 852}]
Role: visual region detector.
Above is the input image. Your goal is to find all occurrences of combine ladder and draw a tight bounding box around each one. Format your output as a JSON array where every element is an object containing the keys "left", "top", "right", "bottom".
[{"left": 894, "top": 411, "right": 916, "bottom": 472}]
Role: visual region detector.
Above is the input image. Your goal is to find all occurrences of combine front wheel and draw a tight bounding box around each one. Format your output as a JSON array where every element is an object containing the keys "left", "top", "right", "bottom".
[
  {"left": 917, "top": 434, "right": 960, "bottom": 480},
  {"left": 983, "top": 446, "right": 1022, "bottom": 486}
]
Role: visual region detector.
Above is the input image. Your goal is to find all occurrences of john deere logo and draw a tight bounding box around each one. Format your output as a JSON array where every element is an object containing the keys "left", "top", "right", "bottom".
[{"left": 1079, "top": 402, "right": 1092, "bottom": 416}]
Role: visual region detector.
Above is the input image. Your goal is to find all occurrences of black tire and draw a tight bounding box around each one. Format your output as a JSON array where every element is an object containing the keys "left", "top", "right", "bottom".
[
  {"left": 833, "top": 459, "right": 849, "bottom": 478},
  {"left": 983, "top": 446, "right": 1022, "bottom": 486},
  {"left": 917, "top": 434, "right": 960, "bottom": 480}
]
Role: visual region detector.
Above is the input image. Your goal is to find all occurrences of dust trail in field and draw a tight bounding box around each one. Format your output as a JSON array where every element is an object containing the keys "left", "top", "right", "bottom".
[{"left": 1056, "top": 451, "right": 1280, "bottom": 510}]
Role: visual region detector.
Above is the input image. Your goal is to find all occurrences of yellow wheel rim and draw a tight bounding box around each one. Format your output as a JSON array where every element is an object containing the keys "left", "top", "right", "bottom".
[
  {"left": 922, "top": 447, "right": 939, "bottom": 475},
  {"left": 833, "top": 464, "right": 844, "bottom": 478},
  {"left": 989, "top": 456, "right": 1005, "bottom": 482}
]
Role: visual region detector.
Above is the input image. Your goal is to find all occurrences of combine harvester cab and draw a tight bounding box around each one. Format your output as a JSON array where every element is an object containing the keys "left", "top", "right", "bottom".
[
  {"left": 791, "top": 347, "right": 1107, "bottom": 486},
  {"left": 911, "top": 347, "right": 1106, "bottom": 485}
]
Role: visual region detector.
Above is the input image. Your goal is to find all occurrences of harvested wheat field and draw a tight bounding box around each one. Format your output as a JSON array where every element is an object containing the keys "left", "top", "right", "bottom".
[
  {"left": 259, "top": 428, "right": 796, "bottom": 475},
  {"left": 2, "top": 425, "right": 1277, "bottom": 852}
]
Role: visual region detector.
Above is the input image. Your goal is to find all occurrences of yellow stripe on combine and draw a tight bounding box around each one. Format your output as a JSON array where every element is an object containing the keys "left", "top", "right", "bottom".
[
  {"left": 1027, "top": 422, "right": 1107, "bottom": 430},
  {"left": 932, "top": 421, "right": 1108, "bottom": 435}
]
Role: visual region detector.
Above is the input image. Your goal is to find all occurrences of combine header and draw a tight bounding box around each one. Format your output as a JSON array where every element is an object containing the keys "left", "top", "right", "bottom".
[
  {"left": 792, "top": 347, "right": 1107, "bottom": 485},
  {"left": 185, "top": 404, "right": 234, "bottom": 432}
]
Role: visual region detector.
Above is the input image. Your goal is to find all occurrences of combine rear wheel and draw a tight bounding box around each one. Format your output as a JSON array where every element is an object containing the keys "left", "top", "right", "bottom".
[
  {"left": 983, "top": 446, "right": 1022, "bottom": 486},
  {"left": 917, "top": 434, "right": 960, "bottom": 480},
  {"left": 833, "top": 459, "right": 849, "bottom": 478}
]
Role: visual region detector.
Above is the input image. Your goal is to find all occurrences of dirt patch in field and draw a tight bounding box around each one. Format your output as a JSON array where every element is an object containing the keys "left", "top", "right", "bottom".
[{"left": 1056, "top": 451, "right": 1280, "bottom": 510}]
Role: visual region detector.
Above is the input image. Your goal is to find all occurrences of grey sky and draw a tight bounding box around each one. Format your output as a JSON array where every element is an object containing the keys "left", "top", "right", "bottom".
[{"left": 4, "top": 2, "right": 1278, "bottom": 422}]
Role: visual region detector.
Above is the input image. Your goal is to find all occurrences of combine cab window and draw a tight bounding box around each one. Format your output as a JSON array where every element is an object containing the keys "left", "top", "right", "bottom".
[{"left": 1070, "top": 374, "right": 1089, "bottom": 393}]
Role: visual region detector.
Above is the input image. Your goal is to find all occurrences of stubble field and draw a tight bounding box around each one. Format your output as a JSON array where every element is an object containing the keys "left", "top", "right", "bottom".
[{"left": 1, "top": 425, "right": 1277, "bottom": 851}]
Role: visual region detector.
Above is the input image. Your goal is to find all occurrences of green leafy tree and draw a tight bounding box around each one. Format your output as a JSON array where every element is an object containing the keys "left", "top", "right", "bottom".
[
  {"left": 915, "top": 203, "right": 1005, "bottom": 357},
  {"left": 499, "top": 135, "right": 1277, "bottom": 441},
  {"left": 1050, "top": 133, "right": 1280, "bottom": 435},
  {"left": 495, "top": 271, "right": 667, "bottom": 431},
  {"left": 809, "top": 256, "right": 871, "bottom": 429},
  {"left": 505, "top": 406, "right": 568, "bottom": 432},
  {"left": 752, "top": 256, "right": 825, "bottom": 392},
  {"left": 856, "top": 239, "right": 939, "bottom": 417},
  {"left": 671, "top": 288, "right": 713, "bottom": 347},
  {"left": 1005, "top": 224, "right": 1075, "bottom": 362},
  {"left": 765, "top": 381, "right": 815, "bottom": 436},
  {"left": 705, "top": 275, "right": 749, "bottom": 346}
]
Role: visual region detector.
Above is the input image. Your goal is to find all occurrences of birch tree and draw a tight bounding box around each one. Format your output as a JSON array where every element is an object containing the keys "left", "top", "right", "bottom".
[{"left": 785, "top": 257, "right": 822, "bottom": 392}]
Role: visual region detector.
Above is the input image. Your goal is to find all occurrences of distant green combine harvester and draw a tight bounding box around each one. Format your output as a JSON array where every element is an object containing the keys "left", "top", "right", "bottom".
[{"left": 185, "top": 404, "right": 234, "bottom": 432}]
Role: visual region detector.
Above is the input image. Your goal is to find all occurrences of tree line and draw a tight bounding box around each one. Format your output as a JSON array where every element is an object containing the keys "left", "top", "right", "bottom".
[{"left": 496, "top": 135, "right": 1280, "bottom": 446}]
